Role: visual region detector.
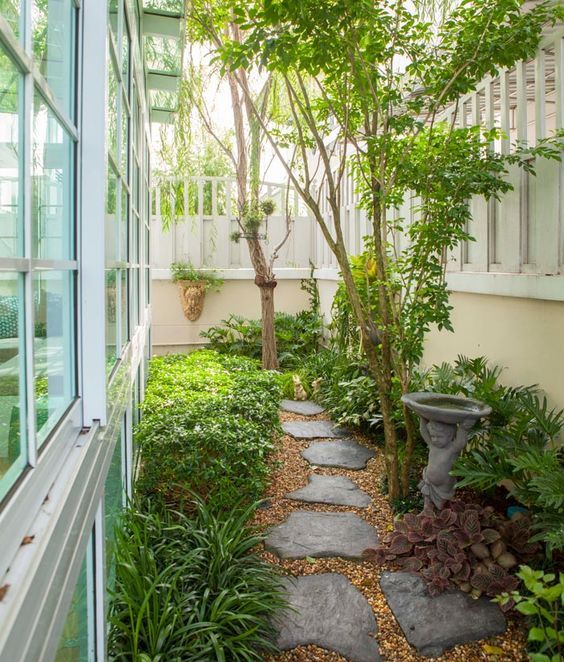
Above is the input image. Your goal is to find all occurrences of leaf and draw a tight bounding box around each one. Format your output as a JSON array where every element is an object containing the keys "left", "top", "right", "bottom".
[
  {"left": 0, "top": 585, "right": 9, "bottom": 602},
  {"left": 515, "top": 601, "right": 538, "bottom": 616},
  {"left": 527, "top": 627, "right": 546, "bottom": 642},
  {"left": 305, "top": 556, "right": 317, "bottom": 564},
  {"left": 482, "top": 644, "right": 504, "bottom": 655},
  {"left": 21, "top": 535, "right": 35, "bottom": 546}
]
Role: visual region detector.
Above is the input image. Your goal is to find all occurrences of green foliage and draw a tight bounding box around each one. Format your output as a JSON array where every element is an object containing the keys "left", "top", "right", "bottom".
[
  {"left": 170, "top": 262, "right": 224, "bottom": 291},
  {"left": 108, "top": 498, "right": 286, "bottom": 661},
  {"left": 135, "top": 351, "right": 281, "bottom": 509},
  {"left": 201, "top": 310, "right": 323, "bottom": 370},
  {"left": 423, "top": 356, "right": 564, "bottom": 554},
  {"left": 496, "top": 566, "right": 563, "bottom": 662}
]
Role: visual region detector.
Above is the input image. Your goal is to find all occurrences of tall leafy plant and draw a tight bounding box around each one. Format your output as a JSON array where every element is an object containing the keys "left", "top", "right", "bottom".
[{"left": 218, "top": 0, "right": 564, "bottom": 500}]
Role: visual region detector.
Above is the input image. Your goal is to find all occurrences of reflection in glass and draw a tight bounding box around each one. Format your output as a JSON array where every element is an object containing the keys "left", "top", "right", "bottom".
[
  {"left": 105, "top": 269, "right": 117, "bottom": 375},
  {"left": 120, "top": 186, "right": 128, "bottom": 261},
  {"left": 0, "top": 45, "right": 22, "bottom": 258},
  {"left": 0, "top": 273, "right": 27, "bottom": 501},
  {"left": 34, "top": 271, "right": 75, "bottom": 445},
  {"left": 105, "top": 427, "right": 124, "bottom": 596},
  {"left": 54, "top": 537, "right": 95, "bottom": 662},
  {"left": 32, "top": 92, "right": 74, "bottom": 260},
  {"left": 0, "top": 0, "right": 20, "bottom": 38},
  {"left": 120, "top": 269, "right": 128, "bottom": 347},
  {"left": 107, "top": 63, "right": 118, "bottom": 166},
  {"left": 120, "top": 96, "right": 129, "bottom": 178},
  {"left": 105, "top": 169, "right": 117, "bottom": 264},
  {"left": 32, "top": 0, "right": 75, "bottom": 116},
  {"left": 108, "top": 0, "right": 118, "bottom": 42}
]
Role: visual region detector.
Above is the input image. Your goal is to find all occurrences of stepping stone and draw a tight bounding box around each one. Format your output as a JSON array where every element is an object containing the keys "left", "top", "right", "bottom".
[
  {"left": 282, "top": 420, "right": 348, "bottom": 439},
  {"left": 380, "top": 572, "right": 506, "bottom": 657},
  {"left": 275, "top": 573, "right": 380, "bottom": 662},
  {"left": 281, "top": 399, "right": 326, "bottom": 416},
  {"left": 302, "top": 439, "right": 375, "bottom": 470},
  {"left": 265, "top": 511, "right": 378, "bottom": 559},
  {"left": 287, "top": 475, "right": 372, "bottom": 507}
]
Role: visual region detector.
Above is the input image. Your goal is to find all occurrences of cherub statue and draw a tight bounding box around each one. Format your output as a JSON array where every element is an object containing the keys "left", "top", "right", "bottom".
[{"left": 418, "top": 416, "right": 475, "bottom": 511}]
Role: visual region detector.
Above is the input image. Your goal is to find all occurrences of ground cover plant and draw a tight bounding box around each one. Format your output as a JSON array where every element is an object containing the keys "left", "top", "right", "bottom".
[
  {"left": 135, "top": 350, "right": 282, "bottom": 509},
  {"left": 108, "top": 499, "right": 286, "bottom": 661}
]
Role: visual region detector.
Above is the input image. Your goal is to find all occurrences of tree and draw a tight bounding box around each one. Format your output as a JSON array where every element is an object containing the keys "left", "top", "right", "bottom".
[
  {"left": 218, "top": 0, "right": 563, "bottom": 499},
  {"left": 184, "top": 3, "right": 295, "bottom": 369}
]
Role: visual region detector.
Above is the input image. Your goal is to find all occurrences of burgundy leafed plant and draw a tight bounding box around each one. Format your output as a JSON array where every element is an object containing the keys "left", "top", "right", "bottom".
[{"left": 364, "top": 501, "right": 539, "bottom": 606}]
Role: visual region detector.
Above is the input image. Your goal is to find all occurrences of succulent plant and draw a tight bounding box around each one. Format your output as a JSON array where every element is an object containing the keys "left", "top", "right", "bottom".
[{"left": 364, "top": 500, "right": 539, "bottom": 603}]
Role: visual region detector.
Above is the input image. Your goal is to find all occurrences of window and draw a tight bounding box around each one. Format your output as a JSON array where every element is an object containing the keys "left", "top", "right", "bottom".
[
  {"left": 54, "top": 535, "right": 95, "bottom": 662},
  {"left": 0, "top": 0, "right": 78, "bottom": 502}
]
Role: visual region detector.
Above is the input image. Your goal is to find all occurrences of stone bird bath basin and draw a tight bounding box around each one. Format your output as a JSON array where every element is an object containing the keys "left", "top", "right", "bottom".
[{"left": 401, "top": 392, "right": 492, "bottom": 510}]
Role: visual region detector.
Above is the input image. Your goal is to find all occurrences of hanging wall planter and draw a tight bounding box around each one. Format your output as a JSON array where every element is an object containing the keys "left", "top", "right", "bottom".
[
  {"left": 177, "top": 279, "right": 207, "bottom": 321},
  {"left": 170, "top": 261, "right": 224, "bottom": 322}
]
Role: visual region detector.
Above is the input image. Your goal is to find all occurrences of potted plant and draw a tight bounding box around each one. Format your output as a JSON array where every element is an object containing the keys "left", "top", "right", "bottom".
[{"left": 170, "top": 261, "right": 224, "bottom": 322}]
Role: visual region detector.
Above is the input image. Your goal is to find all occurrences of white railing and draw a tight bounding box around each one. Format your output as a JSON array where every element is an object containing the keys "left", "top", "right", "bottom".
[
  {"left": 312, "top": 26, "right": 564, "bottom": 299},
  {"left": 150, "top": 176, "right": 316, "bottom": 273}
]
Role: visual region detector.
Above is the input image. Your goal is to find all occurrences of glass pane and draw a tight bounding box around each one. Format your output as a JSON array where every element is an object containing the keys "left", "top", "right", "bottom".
[
  {"left": 34, "top": 270, "right": 75, "bottom": 445},
  {"left": 0, "top": 45, "right": 23, "bottom": 258},
  {"left": 120, "top": 186, "right": 128, "bottom": 261},
  {"left": 143, "top": 35, "right": 181, "bottom": 74},
  {"left": 107, "top": 61, "right": 118, "bottom": 167},
  {"left": 32, "top": 0, "right": 75, "bottom": 117},
  {"left": 122, "top": 15, "right": 130, "bottom": 83},
  {"left": 32, "top": 91, "right": 74, "bottom": 260},
  {"left": 105, "top": 168, "right": 117, "bottom": 264},
  {"left": 0, "top": 273, "right": 27, "bottom": 502},
  {"left": 105, "top": 426, "right": 124, "bottom": 595},
  {"left": 120, "top": 94, "right": 128, "bottom": 178},
  {"left": 0, "top": 0, "right": 21, "bottom": 39},
  {"left": 105, "top": 269, "right": 117, "bottom": 375},
  {"left": 108, "top": 0, "right": 118, "bottom": 41},
  {"left": 120, "top": 269, "right": 127, "bottom": 347},
  {"left": 55, "top": 536, "right": 95, "bottom": 662}
]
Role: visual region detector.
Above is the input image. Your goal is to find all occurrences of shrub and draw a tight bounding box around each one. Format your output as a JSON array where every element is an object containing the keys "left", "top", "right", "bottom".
[
  {"left": 364, "top": 501, "right": 539, "bottom": 601},
  {"left": 109, "top": 499, "right": 286, "bottom": 661},
  {"left": 135, "top": 351, "right": 281, "bottom": 509},
  {"left": 496, "top": 566, "right": 563, "bottom": 662},
  {"left": 201, "top": 310, "right": 323, "bottom": 370}
]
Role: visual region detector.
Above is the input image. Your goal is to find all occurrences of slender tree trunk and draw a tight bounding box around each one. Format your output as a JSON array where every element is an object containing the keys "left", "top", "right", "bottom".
[
  {"left": 258, "top": 280, "right": 279, "bottom": 370},
  {"left": 400, "top": 401, "right": 418, "bottom": 495}
]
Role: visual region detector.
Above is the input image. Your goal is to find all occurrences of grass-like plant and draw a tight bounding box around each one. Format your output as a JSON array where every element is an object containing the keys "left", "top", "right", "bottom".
[{"left": 108, "top": 498, "right": 287, "bottom": 661}]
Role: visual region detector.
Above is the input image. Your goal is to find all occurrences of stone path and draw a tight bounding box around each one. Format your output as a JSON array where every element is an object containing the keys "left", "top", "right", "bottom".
[
  {"left": 303, "top": 438, "right": 375, "bottom": 470},
  {"left": 270, "top": 401, "right": 507, "bottom": 661},
  {"left": 281, "top": 399, "right": 326, "bottom": 415},
  {"left": 286, "top": 474, "right": 372, "bottom": 507},
  {"left": 275, "top": 574, "right": 380, "bottom": 662}
]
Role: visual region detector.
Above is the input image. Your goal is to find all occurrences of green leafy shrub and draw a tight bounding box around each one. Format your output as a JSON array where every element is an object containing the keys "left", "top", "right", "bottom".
[
  {"left": 135, "top": 351, "right": 281, "bottom": 509},
  {"left": 426, "top": 357, "right": 564, "bottom": 554},
  {"left": 365, "top": 502, "right": 539, "bottom": 601},
  {"left": 170, "top": 261, "right": 224, "bottom": 291},
  {"left": 496, "top": 566, "right": 563, "bottom": 662},
  {"left": 109, "top": 499, "right": 286, "bottom": 661},
  {"left": 200, "top": 310, "right": 323, "bottom": 370}
]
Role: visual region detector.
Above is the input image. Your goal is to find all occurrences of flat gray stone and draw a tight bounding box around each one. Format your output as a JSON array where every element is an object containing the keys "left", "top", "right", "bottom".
[
  {"left": 302, "top": 439, "right": 375, "bottom": 470},
  {"left": 281, "top": 399, "right": 326, "bottom": 416},
  {"left": 287, "top": 474, "right": 372, "bottom": 507},
  {"left": 380, "top": 572, "right": 506, "bottom": 657},
  {"left": 265, "top": 511, "right": 379, "bottom": 559},
  {"left": 276, "top": 574, "right": 380, "bottom": 662},
  {"left": 282, "top": 420, "right": 348, "bottom": 439}
]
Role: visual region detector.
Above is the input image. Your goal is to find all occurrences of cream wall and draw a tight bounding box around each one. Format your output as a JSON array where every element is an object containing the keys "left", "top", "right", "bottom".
[
  {"left": 423, "top": 292, "right": 564, "bottom": 412},
  {"left": 152, "top": 279, "right": 310, "bottom": 353}
]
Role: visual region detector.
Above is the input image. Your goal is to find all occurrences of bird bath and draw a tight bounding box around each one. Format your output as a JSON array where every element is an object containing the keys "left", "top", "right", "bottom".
[{"left": 401, "top": 392, "right": 492, "bottom": 510}]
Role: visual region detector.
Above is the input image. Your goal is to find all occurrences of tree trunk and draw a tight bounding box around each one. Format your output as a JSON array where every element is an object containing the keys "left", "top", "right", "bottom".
[
  {"left": 258, "top": 279, "right": 279, "bottom": 370},
  {"left": 400, "top": 402, "right": 418, "bottom": 496}
]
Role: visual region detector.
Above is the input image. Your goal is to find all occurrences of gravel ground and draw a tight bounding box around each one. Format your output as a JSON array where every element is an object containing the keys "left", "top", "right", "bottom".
[{"left": 257, "top": 411, "right": 528, "bottom": 662}]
